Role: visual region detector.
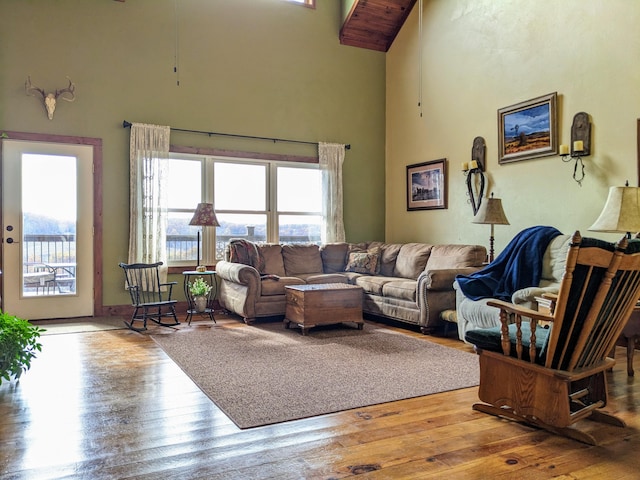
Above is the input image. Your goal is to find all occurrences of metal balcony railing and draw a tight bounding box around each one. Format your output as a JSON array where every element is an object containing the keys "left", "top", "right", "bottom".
[
  {"left": 166, "top": 233, "right": 321, "bottom": 262},
  {"left": 23, "top": 234, "right": 77, "bottom": 295},
  {"left": 21, "top": 232, "right": 321, "bottom": 283}
]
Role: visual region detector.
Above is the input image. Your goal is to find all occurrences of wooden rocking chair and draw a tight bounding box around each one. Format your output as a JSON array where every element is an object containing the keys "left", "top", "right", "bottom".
[
  {"left": 465, "top": 231, "right": 640, "bottom": 445},
  {"left": 119, "top": 262, "right": 180, "bottom": 332}
]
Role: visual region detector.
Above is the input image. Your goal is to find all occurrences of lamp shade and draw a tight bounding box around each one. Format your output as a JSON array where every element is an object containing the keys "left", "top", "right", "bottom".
[
  {"left": 189, "top": 203, "right": 219, "bottom": 227},
  {"left": 589, "top": 186, "right": 640, "bottom": 234},
  {"left": 472, "top": 196, "right": 510, "bottom": 225}
]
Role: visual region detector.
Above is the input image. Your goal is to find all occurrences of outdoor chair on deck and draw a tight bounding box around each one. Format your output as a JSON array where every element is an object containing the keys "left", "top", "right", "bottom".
[
  {"left": 465, "top": 231, "right": 640, "bottom": 445},
  {"left": 119, "top": 261, "right": 180, "bottom": 332}
]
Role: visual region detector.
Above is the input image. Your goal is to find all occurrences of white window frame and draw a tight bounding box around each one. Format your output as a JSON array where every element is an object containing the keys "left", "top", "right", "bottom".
[{"left": 165, "top": 153, "right": 321, "bottom": 267}]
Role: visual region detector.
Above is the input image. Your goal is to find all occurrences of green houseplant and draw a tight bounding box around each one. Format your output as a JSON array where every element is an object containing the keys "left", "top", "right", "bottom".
[
  {"left": 189, "top": 276, "right": 212, "bottom": 312},
  {"left": 0, "top": 311, "right": 44, "bottom": 385}
]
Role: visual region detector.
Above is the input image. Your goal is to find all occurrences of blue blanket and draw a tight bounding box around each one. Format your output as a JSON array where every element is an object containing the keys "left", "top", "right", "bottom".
[{"left": 456, "top": 225, "right": 562, "bottom": 301}]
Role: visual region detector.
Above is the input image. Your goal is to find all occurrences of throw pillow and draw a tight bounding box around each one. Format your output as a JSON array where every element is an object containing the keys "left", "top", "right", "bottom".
[{"left": 344, "top": 249, "right": 380, "bottom": 275}]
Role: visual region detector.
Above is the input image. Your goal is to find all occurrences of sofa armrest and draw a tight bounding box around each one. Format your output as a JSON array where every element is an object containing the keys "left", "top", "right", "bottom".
[
  {"left": 216, "top": 260, "right": 261, "bottom": 290},
  {"left": 420, "top": 266, "right": 485, "bottom": 291},
  {"left": 511, "top": 285, "right": 560, "bottom": 309}
]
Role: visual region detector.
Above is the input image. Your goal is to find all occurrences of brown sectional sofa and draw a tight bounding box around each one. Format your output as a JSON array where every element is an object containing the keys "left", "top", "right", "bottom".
[{"left": 216, "top": 240, "right": 487, "bottom": 334}]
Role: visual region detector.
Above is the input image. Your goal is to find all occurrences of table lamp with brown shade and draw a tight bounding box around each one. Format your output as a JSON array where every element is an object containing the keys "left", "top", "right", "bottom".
[
  {"left": 472, "top": 193, "right": 510, "bottom": 263},
  {"left": 189, "top": 203, "right": 219, "bottom": 272},
  {"left": 589, "top": 184, "right": 640, "bottom": 239}
]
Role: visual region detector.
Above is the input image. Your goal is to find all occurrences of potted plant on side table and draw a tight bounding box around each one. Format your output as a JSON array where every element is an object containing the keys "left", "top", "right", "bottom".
[
  {"left": 0, "top": 311, "right": 44, "bottom": 385},
  {"left": 189, "top": 276, "right": 212, "bottom": 313}
]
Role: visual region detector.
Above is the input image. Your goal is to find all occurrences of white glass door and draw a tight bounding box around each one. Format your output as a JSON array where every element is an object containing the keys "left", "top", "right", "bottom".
[{"left": 2, "top": 140, "right": 94, "bottom": 319}]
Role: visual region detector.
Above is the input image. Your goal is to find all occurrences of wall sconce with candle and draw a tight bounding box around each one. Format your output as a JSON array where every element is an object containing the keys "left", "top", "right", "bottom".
[
  {"left": 559, "top": 112, "right": 591, "bottom": 186},
  {"left": 462, "top": 136, "right": 486, "bottom": 215}
]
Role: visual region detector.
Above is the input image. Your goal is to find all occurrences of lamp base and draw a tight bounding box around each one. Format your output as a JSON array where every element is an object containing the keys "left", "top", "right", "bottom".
[
  {"left": 488, "top": 234, "right": 495, "bottom": 263},
  {"left": 196, "top": 265, "right": 206, "bottom": 273}
]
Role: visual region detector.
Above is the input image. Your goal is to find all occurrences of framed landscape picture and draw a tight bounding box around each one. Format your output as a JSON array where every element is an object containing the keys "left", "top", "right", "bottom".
[
  {"left": 498, "top": 92, "right": 558, "bottom": 164},
  {"left": 406, "top": 159, "right": 447, "bottom": 211}
]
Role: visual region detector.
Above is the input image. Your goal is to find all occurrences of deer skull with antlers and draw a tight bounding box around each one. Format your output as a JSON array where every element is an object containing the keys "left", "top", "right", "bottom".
[{"left": 25, "top": 76, "right": 76, "bottom": 120}]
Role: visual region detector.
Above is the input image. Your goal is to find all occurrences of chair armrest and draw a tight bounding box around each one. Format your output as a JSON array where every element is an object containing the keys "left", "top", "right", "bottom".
[
  {"left": 216, "top": 260, "right": 260, "bottom": 286},
  {"left": 511, "top": 285, "right": 559, "bottom": 308},
  {"left": 486, "top": 299, "right": 553, "bottom": 323},
  {"left": 485, "top": 299, "right": 554, "bottom": 359},
  {"left": 420, "top": 266, "right": 484, "bottom": 291}
]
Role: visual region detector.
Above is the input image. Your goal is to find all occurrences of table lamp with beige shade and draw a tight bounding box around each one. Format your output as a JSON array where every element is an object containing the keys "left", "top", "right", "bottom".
[
  {"left": 472, "top": 192, "right": 510, "bottom": 263},
  {"left": 189, "top": 203, "right": 219, "bottom": 272},
  {"left": 589, "top": 184, "right": 640, "bottom": 239},
  {"left": 589, "top": 183, "right": 640, "bottom": 378}
]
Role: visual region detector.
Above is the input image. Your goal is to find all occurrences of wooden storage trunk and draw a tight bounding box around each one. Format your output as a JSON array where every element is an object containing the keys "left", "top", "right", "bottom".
[{"left": 284, "top": 283, "right": 364, "bottom": 335}]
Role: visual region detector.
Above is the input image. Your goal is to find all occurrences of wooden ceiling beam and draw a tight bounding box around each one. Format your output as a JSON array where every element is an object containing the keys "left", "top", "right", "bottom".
[{"left": 340, "top": 0, "right": 418, "bottom": 52}]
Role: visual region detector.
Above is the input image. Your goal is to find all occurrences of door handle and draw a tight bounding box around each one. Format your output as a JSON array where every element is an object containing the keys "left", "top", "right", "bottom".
[{"left": 5, "top": 238, "right": 14, "bottom": 244}]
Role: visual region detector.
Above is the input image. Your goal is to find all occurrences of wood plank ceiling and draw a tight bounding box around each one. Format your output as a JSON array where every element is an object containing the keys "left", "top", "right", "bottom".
[{"left": 340, "top": 0, "right": 417, "bottom": 52}]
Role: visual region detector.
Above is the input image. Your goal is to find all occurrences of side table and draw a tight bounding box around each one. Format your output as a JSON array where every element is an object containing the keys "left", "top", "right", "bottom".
[
  {"left": 615, "top": 307, "right": 640, "bottom": 376},
  {"left": 183, "top": 271, "right": 217, "bottom": 325}
]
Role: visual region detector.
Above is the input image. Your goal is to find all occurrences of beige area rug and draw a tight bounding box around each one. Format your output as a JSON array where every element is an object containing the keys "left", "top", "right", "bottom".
[
  {"left": 151, "top": 322, "right": 480, "bottom": 429},
  {"left": 35, "top": 316, "right": 127, "bottom": 335}
]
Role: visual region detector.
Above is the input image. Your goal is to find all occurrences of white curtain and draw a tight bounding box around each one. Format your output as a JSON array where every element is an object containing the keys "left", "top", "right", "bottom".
[
  {"left": 319, "top": 142, "right": 346, "bottom": 243},
  {"left": 128, "top": 123, "right": 171, "bottom": 281}
]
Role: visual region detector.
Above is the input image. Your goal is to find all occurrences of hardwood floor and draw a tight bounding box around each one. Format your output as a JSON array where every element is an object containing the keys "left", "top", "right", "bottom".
[{"left": 1, "top": 315, "right": 639, "bottom": 479}]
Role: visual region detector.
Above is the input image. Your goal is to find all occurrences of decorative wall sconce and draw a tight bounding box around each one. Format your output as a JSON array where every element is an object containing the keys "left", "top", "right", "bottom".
[
  {"left": 559, "top": 112, "right": 591, "bottom": 186},
  {"left": 25, "top": 76, "right": 76, "bottom": 120},
  {"left": 462, "top": 136, "right": 486, "bottom": 215}
]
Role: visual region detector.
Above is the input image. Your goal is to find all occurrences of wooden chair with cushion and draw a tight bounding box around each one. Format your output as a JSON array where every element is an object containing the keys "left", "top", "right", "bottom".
[
  {"left": 119, "top": 261, "right": 180, "bottom": 332},
  {"left": 465, "top": 231, "right": 640, "bottom": 445}
]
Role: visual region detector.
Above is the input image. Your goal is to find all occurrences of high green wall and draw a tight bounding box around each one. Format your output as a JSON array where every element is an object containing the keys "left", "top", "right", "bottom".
[
  {"left": 387, "top": 0, "right": 640, "bottom": 252},
  {"left": 0, "top": 0, "right": 386, "bottom": 307},
  {"left": 342, "top": 0, "right": 356, "bottom": 20}
]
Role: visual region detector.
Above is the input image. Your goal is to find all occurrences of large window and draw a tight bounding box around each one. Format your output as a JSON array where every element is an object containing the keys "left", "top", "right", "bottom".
[{"left": 166, "top": 155, "right": 321, "bottom": 266}]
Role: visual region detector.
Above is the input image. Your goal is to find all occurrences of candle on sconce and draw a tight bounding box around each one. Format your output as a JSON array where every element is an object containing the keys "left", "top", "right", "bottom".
[
  {"left": 573, "top": 140, "right": 584, "bottom": 152},
  {"left": 461, "top": 162, "right": 469, "bottom": 171},
  {"left": 469, "top": 160, "right": 478, "bottom": 170},
  {"left": 559, "top": 144, "right": 569, "bottom": 155}
]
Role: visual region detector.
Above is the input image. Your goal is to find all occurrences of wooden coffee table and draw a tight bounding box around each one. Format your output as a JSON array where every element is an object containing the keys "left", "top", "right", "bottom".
[{"left": 284, "top": 283, "right": 364, "bottom": 335}]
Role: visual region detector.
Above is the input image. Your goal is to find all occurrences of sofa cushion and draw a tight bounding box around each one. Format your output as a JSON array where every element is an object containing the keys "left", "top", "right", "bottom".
[
  {"left": 394, "top": 243, "right": 433, "bottom": 279},
  {"left": 282, "top": 244, "right": 323, "bottom": 276},
  {"left": 320, "top": 243, "right": 350, "bottom": 273},
  {"left": 261, "top": 276, "right": 305, "bottom": 296},
  {"left": 382, "top": 280, "right": 417, "bottom": 302},
  {"left": 355, "top": 275, "right": 396, "bottom": 295},
  {"left": 369, "top": 242, "right": 403, "bottom": 277},
  {"left": 257, "top": 244, "right": 286, "bottom": 277},
  {"left": 426, "top": 244, "right": 486, "bottom": 270},
  {"left": 303, "top": 273, "right": 349, "bottom": 284},
  {"left": 342, "top": 271, "right": 365, "bottom": 284},
  {"left": 344, "top": 248, "right": 381, "bottom": 275},
  {"left": 464, "top": 323, "right": 551, "bottom": 364}
]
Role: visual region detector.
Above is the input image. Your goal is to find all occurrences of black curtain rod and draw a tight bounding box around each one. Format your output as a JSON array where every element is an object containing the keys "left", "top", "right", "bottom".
[{"left": 122, "top": 121, "right": 350, "bottom": 150}]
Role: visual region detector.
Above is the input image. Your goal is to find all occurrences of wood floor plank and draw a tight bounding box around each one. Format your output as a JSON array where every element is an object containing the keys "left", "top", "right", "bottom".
[{"left": 1, "top": 315, "right": 639, "bottom": 479}]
